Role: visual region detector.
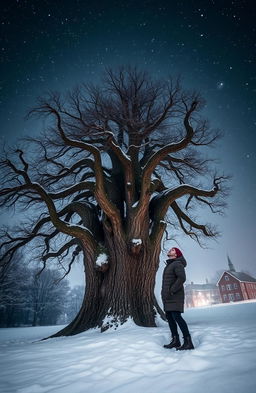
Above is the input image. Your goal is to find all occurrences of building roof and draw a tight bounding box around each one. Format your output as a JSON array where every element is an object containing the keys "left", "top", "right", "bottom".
[
  {"left": 185, "top": 283, "right": 218, "bottom": 290},
  {"left": 216, "top": 270, "right": 256, "bottom": 285},
  {"left": 228, "top": 271, "right": 256, "bottom": 282}
]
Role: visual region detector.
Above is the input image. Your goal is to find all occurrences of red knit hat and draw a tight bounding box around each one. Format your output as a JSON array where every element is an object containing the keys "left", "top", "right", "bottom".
[{"left": 173, "top": 247, "right": 183, "bottom": 258}]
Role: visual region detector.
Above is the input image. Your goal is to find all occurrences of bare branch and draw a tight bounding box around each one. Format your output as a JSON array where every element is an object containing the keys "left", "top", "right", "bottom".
[
  {"left": 171, "top": 201, "right": 218, "bottom": 238},
  {"left": 42, "top": 238, "right": 78, "bottom": 262},
  {"left": 150, "top": 175, "right": 227, "bottom": 223},
  {"left": 139, "top": 98, "right": 200, "bottom": 209}
]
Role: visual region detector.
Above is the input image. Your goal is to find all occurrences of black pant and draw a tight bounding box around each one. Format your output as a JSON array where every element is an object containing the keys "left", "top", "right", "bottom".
[{"left": 166, "top": 311, "right": 190, "bottom": 337}]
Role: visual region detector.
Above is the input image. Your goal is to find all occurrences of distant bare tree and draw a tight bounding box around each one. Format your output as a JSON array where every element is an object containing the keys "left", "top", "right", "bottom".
[
  {"left": 0, "top": 66, "right": 229, "bottom": 336},
  {"left": 30, "top": 268, "right": 70, "bottom": 326},
  {"left": 0, "top": 256, "right": 70, "bottom": 327},
  {"left": 65, "top": 285, "right": 84, "bottom": 323},
  {"left": 0, "top": 252, "right": 31, "bottom": 327}
]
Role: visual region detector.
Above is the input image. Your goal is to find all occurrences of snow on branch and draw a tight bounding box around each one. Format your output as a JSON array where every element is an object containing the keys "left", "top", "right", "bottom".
[
  {"left": 96, "top": 253, "right": 108, "bottom": 267},
  {"left": 131, "top": 238, "right": 142, "bottom": 246},
  {"left": 95, "top": 253, "right": 109, "bottom": 272}
]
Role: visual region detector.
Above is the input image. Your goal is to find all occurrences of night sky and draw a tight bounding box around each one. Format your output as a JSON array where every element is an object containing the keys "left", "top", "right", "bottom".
[{"left": 1, "top": 0, "right": 256, "bottom": 285}]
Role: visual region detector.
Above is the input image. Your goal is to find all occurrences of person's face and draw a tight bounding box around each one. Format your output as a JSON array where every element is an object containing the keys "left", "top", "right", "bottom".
[{"left": 167, "top": 248, "right": 177, "bottom": 258}]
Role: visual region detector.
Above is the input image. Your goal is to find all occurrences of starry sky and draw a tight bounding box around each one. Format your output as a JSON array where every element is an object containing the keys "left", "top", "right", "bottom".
[{"left": 1, "top": 0, "right": 256, "bottom": 286}]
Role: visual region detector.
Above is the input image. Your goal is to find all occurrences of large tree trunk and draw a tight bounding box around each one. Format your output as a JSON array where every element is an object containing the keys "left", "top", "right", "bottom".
[{"left": 47, "top": 230, "right": 165, "bottom": 339}]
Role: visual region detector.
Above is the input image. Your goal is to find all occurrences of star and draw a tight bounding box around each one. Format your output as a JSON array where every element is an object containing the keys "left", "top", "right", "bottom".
[{"left": 217, "top": 81, "right": 224, "bottom": 90}]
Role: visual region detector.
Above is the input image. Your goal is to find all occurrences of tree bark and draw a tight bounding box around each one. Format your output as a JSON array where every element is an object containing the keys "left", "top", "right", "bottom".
[{"left": 47, "top": 228, "right": 164, "bottom": 338}]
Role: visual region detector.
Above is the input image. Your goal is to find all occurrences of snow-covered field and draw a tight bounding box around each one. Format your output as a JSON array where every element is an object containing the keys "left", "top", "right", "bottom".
[{"left": 1, "top": 301, "right": 256, "bottom": 393}]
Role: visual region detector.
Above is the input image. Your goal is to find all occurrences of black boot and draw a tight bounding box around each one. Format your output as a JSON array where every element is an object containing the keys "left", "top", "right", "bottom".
[
  {"left": 176, "top": 335, "right": 194, "bottom": 350},
  {"left": 163, "top": 335, "right": 181, "bottom": 349}
]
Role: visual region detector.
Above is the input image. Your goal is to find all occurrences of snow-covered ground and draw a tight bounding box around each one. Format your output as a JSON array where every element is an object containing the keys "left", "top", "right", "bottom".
[{"left": 1, "top": 300, "right": 256, "bottom": 393}]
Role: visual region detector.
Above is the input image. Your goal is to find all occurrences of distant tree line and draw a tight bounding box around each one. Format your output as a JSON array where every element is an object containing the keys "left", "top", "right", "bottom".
[{"left": 0, "top": 253, "right": 84, "bottom": 327}]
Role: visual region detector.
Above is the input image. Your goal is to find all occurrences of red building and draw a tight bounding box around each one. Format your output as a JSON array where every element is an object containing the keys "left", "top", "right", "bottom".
[{"left": 216, "top": 256, "right": 256, "bottom": 303}]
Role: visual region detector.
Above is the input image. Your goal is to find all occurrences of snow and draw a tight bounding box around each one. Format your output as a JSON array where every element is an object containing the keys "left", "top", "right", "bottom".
[
  {"left": 1, "top": 301, "right": 256, "bottom": 393},
  {"left": 66, "top": 223, "right": 93, "bottom": 236},
  {"left": 109, "top": 141, "right": 131, "bottom": 162},
  {"left": 132, "top": 238, "right": 142, "bottom": 245},
  {"left": 95, "top": 253, "right": 108, "bottom": 266}
]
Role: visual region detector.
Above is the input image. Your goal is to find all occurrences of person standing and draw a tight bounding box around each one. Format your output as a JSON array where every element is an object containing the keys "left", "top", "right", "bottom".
[{"left": 161, "top": 247, "right": 194, "bottom": 350}]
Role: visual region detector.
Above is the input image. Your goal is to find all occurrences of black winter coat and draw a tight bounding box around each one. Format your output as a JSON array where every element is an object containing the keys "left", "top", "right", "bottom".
[{"left": 161, "top": 256, "right": 187, "bottom": 313}]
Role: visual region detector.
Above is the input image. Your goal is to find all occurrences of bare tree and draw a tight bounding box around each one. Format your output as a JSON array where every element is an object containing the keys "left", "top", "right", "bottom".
[
  {"left": 65, "top": 285, "right": 85, "bottom": 323},
  {"left": 29, "top": 268, "right": 70, "bottom": 326},
  {"left": 0, "top": 66, "right": 229, "bottom": 336},
  {"left": 0, "top": 256, "right": 70, "bottom": 327},
  {"left": 0, "top": 252, "right": 31, "bottom": 327}
]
